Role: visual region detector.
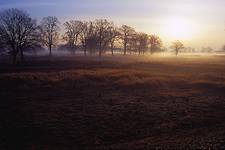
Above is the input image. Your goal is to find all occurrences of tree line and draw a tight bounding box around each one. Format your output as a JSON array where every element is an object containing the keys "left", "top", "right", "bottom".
[{"left": 0, "top": 8, "right": 186, "bottom": 64}]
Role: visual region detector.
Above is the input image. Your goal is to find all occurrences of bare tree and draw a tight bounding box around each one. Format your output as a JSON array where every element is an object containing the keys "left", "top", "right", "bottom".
[
  {"left": 0, "top": 8, "right": 41, "bottom": 63},
  {"left": 128, "top": 33, "right": 138, "bottom": 55},
  {"left": 63, "top": 20, "right": 83, "bottom": 54},
  {"left": 40, "top": 16, "right": 60, "bottom": 56},
  {"left": 80, "top": 21, "right": 98, "bottom": 55},
  {"left": 137, "top": 33, "right": 149, "bottom": 55},
  {"left": 94, "top": 19, "right": 113, "bottom": 56},
  {"left": 80, "top": 21, "right": 89, "bottom": 56},
  {"left": 119, "top": 25, "right": 135, "bottom": 55},
  {"left": 80, "top": 21, "right": 99, "bottom": 56},
  {"left": 149, "top": 35, "right": 162, "bottom": 55},
  {"left": 171, "top": 40, "right": 184, "bottom": 56},
  {"left": 108, "top": 26, "right": 119, "bottom": 55},
  {"left": 86, "top": 35, "right": 98, "bottom": 55}
]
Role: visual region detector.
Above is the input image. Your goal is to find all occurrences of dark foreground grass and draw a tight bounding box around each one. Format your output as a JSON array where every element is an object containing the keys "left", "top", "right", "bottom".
[{"left": 0, "top": 55, "right": 225, "bottom": 149}]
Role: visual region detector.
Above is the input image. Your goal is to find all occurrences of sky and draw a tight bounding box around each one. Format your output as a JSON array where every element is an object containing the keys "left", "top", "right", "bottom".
[{"left": 0, "top": 0, "right": 225, "bottom": 50}]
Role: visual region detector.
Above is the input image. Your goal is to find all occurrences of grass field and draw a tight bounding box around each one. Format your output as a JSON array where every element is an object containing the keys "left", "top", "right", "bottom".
[{"left": 0, "top": 54, "right": 225, "bottom": 149}]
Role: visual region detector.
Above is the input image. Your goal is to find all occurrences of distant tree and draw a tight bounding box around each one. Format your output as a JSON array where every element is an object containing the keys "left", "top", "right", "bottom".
[
  {"left": 40, "top": 16, "right": 60, "bottom": 56},
  {"left": 171, "top": 40, "right": 184, "bottom": 56},
  {"left": 0, "top": 8, "right": 41, "bottom": 63},
  {"left": 86, "top": 21, "right": 98, "bottom": 55},
  {"left": 63, "top": 20, "right": 83, "bottom": 54},
  {"left": 94, "top": 19, "right": 113, "bottom": 56},
  {"left": 80, "top": 21, "right": 89, "bottom": 56},
  {"left": 128, "top": 33, "right": 138, "bottom": 55},
  {"left": 201, "top": 47, "right": 213, "bottom": 53},
  {"left": 80, "top": 21, "right": 99, "bottom": 56},
  {"left": 119, "top": 25, "right": 135, "bottom": 55},
  {"left": 149, "top": 35, "right": 162, "bottom": 54},
  {"left": 86, "top": 35, "right": 98, "bottom": 55},
  {"left": 137, "top": 33, "right": 149, "bottom": 55},
  {"left": 108, "top": 26, "right": 120, "bottom": 55}
]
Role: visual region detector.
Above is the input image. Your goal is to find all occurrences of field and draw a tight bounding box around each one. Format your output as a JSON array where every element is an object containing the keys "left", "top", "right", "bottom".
[{"left": 0, "top": 54, "right": 225, "bottom": 149}]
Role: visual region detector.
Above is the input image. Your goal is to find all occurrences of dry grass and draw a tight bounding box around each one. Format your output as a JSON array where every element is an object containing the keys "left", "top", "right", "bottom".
[{"left": 0, "top": 54, "right": 225, "bottom": 149}]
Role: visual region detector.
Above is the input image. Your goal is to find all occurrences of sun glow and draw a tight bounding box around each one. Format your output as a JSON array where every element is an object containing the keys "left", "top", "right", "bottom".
[{"left": 165, "top": 17, "right": 197, "bottom": 40}]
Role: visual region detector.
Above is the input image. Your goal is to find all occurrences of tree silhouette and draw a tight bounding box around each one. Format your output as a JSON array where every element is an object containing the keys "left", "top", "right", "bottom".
[
  {"left": 137, "top": 33, "right": 149, "bottom": 55},
  {"left": 0, "top": 8, "right": 193, "bottom": 59},
  {"left": 86, "top": 21, "right": 98, "bottom": 55},
  {"left": 63, "top": 20, "right": 83, "bottom": 54},
  {"left": 108, "top": 26, "right": 119, "bottom": 55},
  {"left": 94, "top": 19, "right": 114, "bottom": 56},
  {"left": 171, "top": 40, "right": 184, "bottom": 56},
  {"left": 80, "top": 21, "right": 99, "bottom": 56},
  {"left": 40, "top": 16, "right": 60, "bottom": 56},
  {"left": 127, "top": 33, "right": 138, "bottom": 55},
  {"left": 0, "top": 8, "right": 41, "bottom": 64},
  {"left": 149, "top": 35, "right": 162, "bottom": 55},
  {"left": 80, "top": 21, "right": 89, "bottom": 56},
  {"left": 119, "top": 25, "right": 135, "bottom": 55}
]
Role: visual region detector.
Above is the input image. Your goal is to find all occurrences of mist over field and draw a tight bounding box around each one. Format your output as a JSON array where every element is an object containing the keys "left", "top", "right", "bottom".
[{"left": 1, "top": 0, "right": 225, "bottom": 149}]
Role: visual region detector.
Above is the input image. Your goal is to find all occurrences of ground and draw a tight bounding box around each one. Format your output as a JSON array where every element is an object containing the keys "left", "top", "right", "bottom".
[{"left": 0, "top": 54, "right": 225, "bottom": 149}]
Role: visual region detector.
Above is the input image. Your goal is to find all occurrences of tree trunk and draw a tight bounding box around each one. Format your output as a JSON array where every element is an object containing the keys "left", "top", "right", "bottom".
[
  {"left": 49, "top": 45, "right": 52, "bottom": 56},
  {"left": 20, "top": 49, "right": 25, "bottom": 62},
  {"left": 176, "top": 49, "right": 178, "bottom": 56},
  {"left": 111, "top": 49, "right": 114, "bottom": 55},
  {"left": 84, "top": 45, "right": 87, "bottom": 56},
  {"left": 74, "top": 36, "right": 78, "bottom": 55},
  {"left": 111, "top": 43, "right": 114, "bottom": 55},
  {"left": 124, "top": 43, "right": 127, "bottom": 55}
]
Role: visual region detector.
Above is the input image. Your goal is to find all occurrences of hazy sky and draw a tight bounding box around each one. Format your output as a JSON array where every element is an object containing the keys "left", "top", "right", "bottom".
[{"left": 0, "top": 0, "right": 225, "bottom": 49}]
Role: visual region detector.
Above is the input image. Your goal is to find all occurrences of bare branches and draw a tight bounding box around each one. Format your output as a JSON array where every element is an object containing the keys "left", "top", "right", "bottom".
[
  {"left": 149, "top": 35, "right": 163, "bottom": 55},
  {"left": 63, "top": 20, "right": 83, "bottom": 54},
  {"left": 170, "top": 40, "right": 184, "bottom": 56},
  {"left": 119, "top": 25, "right": 135, "bottom": 55},
  {"left": 0, "top": 8, "right": 175, "bottom": 60},
  {"left": 94, "top": 19, "right": 114, "bottom": 56},
  {"left": 137, "top": 33, "right": 149, "bottom": 55},
  {"left": 0, "top": 8, "right": 41, "bottom": 63},
  {"left": 40, "top": 16, "right": 60, "bottom": 56},
  {"left": 108, "top": 26, "right": 120, "bottom": 55}
]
